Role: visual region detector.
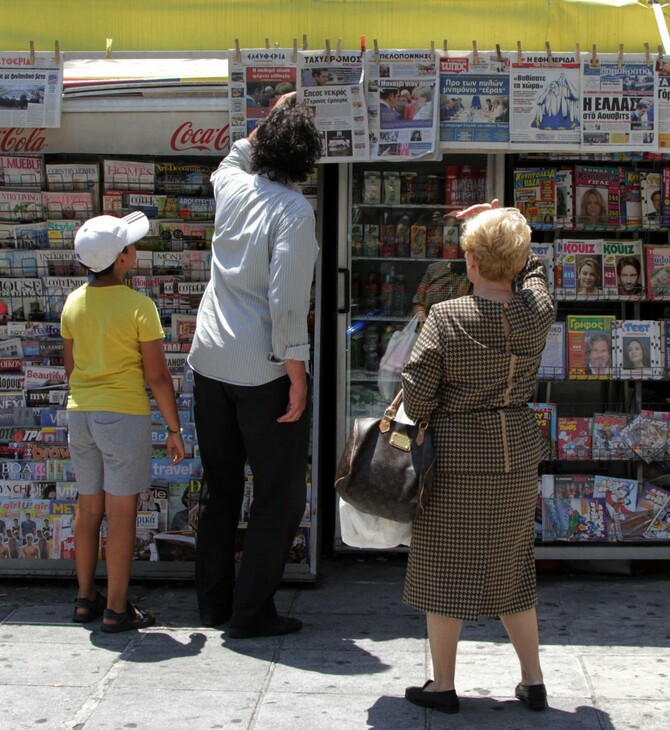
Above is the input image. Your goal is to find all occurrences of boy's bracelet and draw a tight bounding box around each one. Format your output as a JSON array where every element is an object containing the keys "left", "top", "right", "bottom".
[{"left": 165, "top": 426, "right": 183, "bottom": 434}]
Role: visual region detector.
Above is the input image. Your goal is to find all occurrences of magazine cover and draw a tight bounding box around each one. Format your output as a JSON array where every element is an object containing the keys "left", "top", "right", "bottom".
[
  {"left": 619, "top": 482, "right": 670, "bottom": 538},
  {"left": 46, "top": 163, "right": 100, "bottom": 212},
  {"left": 155, "top": 162, "right": 215, "bottom": 197},
  {"left": 0, "top": 155, "right": 43, "bottom": 188},
  {"left": 555, "top": 167, "right": 574, "bottom": 229},
  {"left": 619, "top": 167, "right": 641, "bottom": 230},
  {"left": 527, "top": 402, "right": 557, "bottom": 458},
  {"left": 538, "top": 321, "right": 565, "bottom": 379},
  {"left": 639, "top": 409, "right": 670, "bottom": 458},
  {"left": 612, "top": 320, "right": 662, "bottom": 380},
  {"left": 542, "top": 496, "right": 608, "bottom": 542},
  {"left": 640, "top": 170, "right": 662, "bottom": 229},
  {"left": 619, "top": 412, "right": 668, "bottom": 463},
  {"left": 103, "top": 159, "right": 155, "bottom": 192},
  {"left": 554, "top": 474, "right": 595, "bottom": 498},
  {"left": 41, "top": 191, "right": 94, "bottom": 220},
  {"left": 557, "top": 416, "right": 592, "bottom": 460},
  {"left": 643, "top": 496, "right": 670, "bottom": 540},
  {"left": 0, "top": 277, "right": 44, "bottom": 322},
  {"left": 593, "top": 474, "right": 639, "bottom": 541},
  {"left": 566, "top": 314, "right": 615, "bottom": 379},
  {"left": 574, "top": 166, "right": 621, "bottom": 229},
  {"left": 555, "top": 238, "right": 604, "bottom": 300},
  {"left": 592, "top": 412, "right": 633, "bottom": 460},
  {"left": 646, "top": 245, "right": 670, "bottom": 300},
  {"left": 513, "top": 168, "right": 556, "bottom": 228},
  {"left": 602, "top": 239, "right": 644, "bottom": 300},
  {"left": 530, "top": 242, "right": 555, "bottom": 294},
  {"left": 0, "top": 190, "right": 43, "bottom": 223}
]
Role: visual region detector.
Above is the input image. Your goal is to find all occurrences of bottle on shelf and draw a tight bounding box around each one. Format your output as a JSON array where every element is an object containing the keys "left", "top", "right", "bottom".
[
  {"left": 364, "top": 325, "right": 380, "bottom": 371},
  {"left": 380, "top": 266, "right": 395, "bottom": 315},
  {"left": 394, "top": 273, "right": 407, "bottom": 315},
  {"left": 364, "top": 271, "right": 379, "bottom": 311}
]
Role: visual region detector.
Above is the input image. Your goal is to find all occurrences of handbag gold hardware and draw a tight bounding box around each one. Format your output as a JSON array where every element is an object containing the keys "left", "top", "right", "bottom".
[{"left": 389, "top": 431, "right": 412, "bottom": 451}]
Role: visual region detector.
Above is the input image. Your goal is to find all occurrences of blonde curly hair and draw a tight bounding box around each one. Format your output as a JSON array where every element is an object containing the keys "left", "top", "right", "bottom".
[{"left": 459, "top": 207, "right": 531, "bottom": 282}]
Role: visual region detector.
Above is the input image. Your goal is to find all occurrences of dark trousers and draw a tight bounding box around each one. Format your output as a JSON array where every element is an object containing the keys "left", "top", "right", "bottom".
[{"left": 193, "top": 371, "right": 310, "bottom": 627}]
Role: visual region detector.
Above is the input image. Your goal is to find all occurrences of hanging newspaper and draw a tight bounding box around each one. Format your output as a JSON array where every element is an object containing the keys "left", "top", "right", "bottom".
[
  {"left": 510, "top": 53, "right": 581, "bottom": 152},
  {"left": 581, "top": 54, "right": 656, "bottom": 152},
  {"left": 227, "top": 48, "right": 297, "bottom": 144},
  {"left": 0, "top": 52, "right": 63, "bottom": 129},
  {"left": 655, "top": 57, "right": 670, "bottom": 149},
  {"left": 364, "top": 48, "right": 439, "bottom": 161},
  {"left": 438, "top": 51, "right": 510, "bottom": 149},
  {"left": 297, "top": 50, "right": 369, "bottom": 162}
]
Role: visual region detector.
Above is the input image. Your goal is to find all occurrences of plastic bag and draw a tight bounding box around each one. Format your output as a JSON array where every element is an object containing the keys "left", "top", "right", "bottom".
[
  {"left": 378, "top": 316, "right": 420, "bottom": 401},
  {"left": 339, "top": 497, "right": 412, "bottom": 549}
]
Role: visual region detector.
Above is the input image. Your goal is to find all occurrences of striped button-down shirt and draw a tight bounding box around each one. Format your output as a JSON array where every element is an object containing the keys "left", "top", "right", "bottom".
[{"left": 188, "top": 139, "right": 318, "bottom": 386}]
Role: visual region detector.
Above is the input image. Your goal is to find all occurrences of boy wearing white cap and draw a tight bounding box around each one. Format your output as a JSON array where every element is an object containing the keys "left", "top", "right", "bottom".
[{"left": 62, "top": 212, "right": 185, "bottom": 632}]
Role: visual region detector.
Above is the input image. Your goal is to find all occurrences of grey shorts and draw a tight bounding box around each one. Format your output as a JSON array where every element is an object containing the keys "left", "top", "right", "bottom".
[{"left": 67, "top": 411, "right": 152, "bottom": 497}]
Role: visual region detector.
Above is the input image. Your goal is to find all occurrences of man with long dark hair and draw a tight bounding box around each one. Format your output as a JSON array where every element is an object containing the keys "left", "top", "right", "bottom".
[{"left": 188, "top": 94, "right": 322, "bottom": 638}]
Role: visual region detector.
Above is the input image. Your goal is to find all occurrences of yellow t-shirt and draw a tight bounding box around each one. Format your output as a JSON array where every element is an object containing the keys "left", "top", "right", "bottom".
[{"left": 61, "top": 284, "right": 165, "bottom": 415}]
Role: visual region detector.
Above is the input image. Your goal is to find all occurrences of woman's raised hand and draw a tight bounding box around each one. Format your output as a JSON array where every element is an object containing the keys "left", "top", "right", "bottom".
[{"left": 455, "top": 198, "right": 501, "bottom": 220}]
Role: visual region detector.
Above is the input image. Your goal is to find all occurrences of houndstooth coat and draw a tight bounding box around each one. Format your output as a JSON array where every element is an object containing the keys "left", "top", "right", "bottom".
[{"left": 402, "top": 255, "right": 554, "bottom": 621}]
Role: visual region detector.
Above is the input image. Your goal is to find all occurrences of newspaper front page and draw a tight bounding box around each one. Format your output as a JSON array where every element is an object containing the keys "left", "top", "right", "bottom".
[
  {"left": 0, "top": 53, "right": 63, "bottom": 129},
  {"left": 227, "top": 49, "right": 297, "bottom": 144},
  {"left": 510, "top": 54, "right": 581, "bottom": 151},
  {"left": 655, "top": 56, "right": 670, "bottom": 149},
  {"left": 298, "top": 50, "right": 369, "bottom": 162},
  {"left": 581, "top": 54, "right": 656, "bottom": 152},
  {"left": 364, "top": 49, "right": 439, "bottom": 161},
  {"left": 439, "top": 51, "right": 510, "bottom": 149}
]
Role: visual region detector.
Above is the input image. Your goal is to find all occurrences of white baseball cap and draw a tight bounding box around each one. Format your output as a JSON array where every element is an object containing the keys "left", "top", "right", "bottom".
[{"left": 74, "top": 211, "right": 149, "bottom": 273}]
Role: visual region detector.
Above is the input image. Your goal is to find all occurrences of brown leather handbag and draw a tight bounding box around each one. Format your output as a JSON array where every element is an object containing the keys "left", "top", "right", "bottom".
[{"left": 334, "top": 391, "right": 435, "bottom": 523}]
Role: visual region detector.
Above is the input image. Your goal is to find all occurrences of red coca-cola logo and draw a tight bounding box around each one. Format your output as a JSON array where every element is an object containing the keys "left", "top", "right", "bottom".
[
  {"left": 170, "top": 122, "right": 229, "bottom": 153},
  {"left": 0, "top": 127, "right": 47, "bottom": 153}
]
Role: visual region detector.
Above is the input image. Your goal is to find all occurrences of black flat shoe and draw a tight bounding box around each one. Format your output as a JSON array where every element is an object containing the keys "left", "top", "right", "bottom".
[
  {"left": 227, "top": 615, "right": 302, "bottom": 639},
  {"left": 200, "top": 610, "right": 232, "bottom": 628},
  {"left": 405, "top": 680, "right": 460, "bottom": 714},
  {"left": 515, "top": 683, "right": 548, "bottom": 711}
]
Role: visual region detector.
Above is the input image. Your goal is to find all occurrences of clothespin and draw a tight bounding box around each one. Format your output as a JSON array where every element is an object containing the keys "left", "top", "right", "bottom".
[
  {"left": 472, "top": 40, "right": 479, "bottom": 66},
  {"left": 325, "top": 39, "right": 331, "bottom": 57},
  {"left": 234, "top": 38, "right": 241, "bottom": 64},
  {"left": 29, "top": 40, "right": 35, "bottom": 65},
  {"left": 516, "top": 40, "right": 523, "bottom": 64},
  {"left": 274, "top": 42, "right": 279, "bottom": 49},
  {"left": 618, "top": 43, "right": 624, "bottom": 68},
  {"left": 645, "top": 42, "right": 651, "bottom": 66},
  {"left": 336, "top": 38, "right": 341, "bottom": 56},
  {"left": 292, "top": 38, "right": 297, "bottom": 64},
  {"left": 264, "top": 37, "right": 270, "bottom": 50},
  {"left": 430, "top": 40, "right": 435, "bottom": 54},
  {"left": 496, "top": 44, "right": 503, "bottom": 63},
  {"left": 373, "top": 39, "right": 379, "bottom": 62},
  {"left": 591, "top": 44, "right": 598, "bottom": 67},
  {"left": 360, "top": 35, "right": 366, "bottom": 58},
  {"left": 575, "top": 43, "right": 581, "bottom": 65},
  {"left": 658, "top": 45, "right": 664, "bottom": 66},
  {"left": 302, "top": 34, "right": 308, "bottom": 51},
  {"left": 105, "top": 38, "right": 113, "bottom": 59},
  {"left": 54, "top": 40, "right": 60, "bottom": 66},
  {"left": 546, "top": 41, "right": 552, "bottom": 63},
  {"left": 443, "top": 40, "right": 448, "bottom": 53}
]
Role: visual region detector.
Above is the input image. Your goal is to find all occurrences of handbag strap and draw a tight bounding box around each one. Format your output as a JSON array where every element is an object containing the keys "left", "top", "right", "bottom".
[{"left": 380, "top": 390, "right": 430, "bottom": 445}]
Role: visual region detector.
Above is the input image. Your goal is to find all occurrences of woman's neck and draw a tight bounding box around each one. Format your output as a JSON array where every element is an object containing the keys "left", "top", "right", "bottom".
[{"left": 473, "top": 278, "right": 513, "bottom": 303}]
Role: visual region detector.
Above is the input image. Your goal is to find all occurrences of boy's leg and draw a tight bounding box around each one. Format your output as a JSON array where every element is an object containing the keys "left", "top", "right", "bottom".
[
  {"left": 103, "top": 493, "right": 140, "bottom": 616},
  {"left": 193, "top": 372, "right": 247, "bottom": 622},
  {"left": 230, "top": 376, "right": 310, "bottom": 629},
  {"left": 74, "top": 492, "right": 105, "bottom": 616}
]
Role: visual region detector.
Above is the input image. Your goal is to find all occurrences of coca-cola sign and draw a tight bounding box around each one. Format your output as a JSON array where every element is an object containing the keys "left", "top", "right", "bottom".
[
  {"left": 170, "top": 121, "right": 229, "bottom": 153},
  {"left": 0, "top": 127, "right": 48, "bottom": 153}
]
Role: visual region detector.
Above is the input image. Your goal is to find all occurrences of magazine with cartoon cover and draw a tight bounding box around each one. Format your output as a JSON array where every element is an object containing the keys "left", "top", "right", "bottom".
[
  {"left": 298, "top": 48, "right": 369, "bottom": 162},
  {"left": 513, "top": 168, "right": 556, "bottom": 229},
  {"left": 580, "top": 54, "right": 656, "bottom": 152},
  {"left": 611, "top": 319, "right": 662, "bottom": 380},
  {"left": 646, "top": 244, "right": 670, "bottom": 300},
  {"left": 527, "top": 402, "right": 557, "bottom": 458},
  {"left": 619, "top": 482, "right": 670, "bottom": 538},
  {"left": 619, "top": 412, "right": 668, "bottom": 463},
  {"left": 593, "top": 474, "right": 638, "bottom": 541},
  {"left": 542, "top": 496, "right": 608, "bottom": 542},
  {"left": 555, "top": 238, "right": 604, "bottom": 300},
  {"left": 619, "top": 167, "right": 641, "bottom": 230},
  {"left": 438, "top": 50, "right": 510, "bottom": 150},
  {"left": 365, "top": 48, "right": 439, "bottom": 161},
  {"left": 557, "top": 417, "right": 592, "bottom": 460},
  {"left": 602, "top": 239, "right": 643, "bottom": 300},
  {"left": 643, "top": 496, "right": 670, "bottom": 540},
  {"left": 510, "top": 54, "right": 580, "bottom": 151},
  {"left": 591, "top": 412, "right": 633, "bottom": 460},
  {"left": 554, "top": 474, "right": 595, "bottom": 498}
]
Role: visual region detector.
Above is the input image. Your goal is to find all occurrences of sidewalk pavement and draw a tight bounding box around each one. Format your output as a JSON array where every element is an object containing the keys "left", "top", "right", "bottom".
[{"left": 1, "top": 555, "right": 669, "bottom": 730}]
